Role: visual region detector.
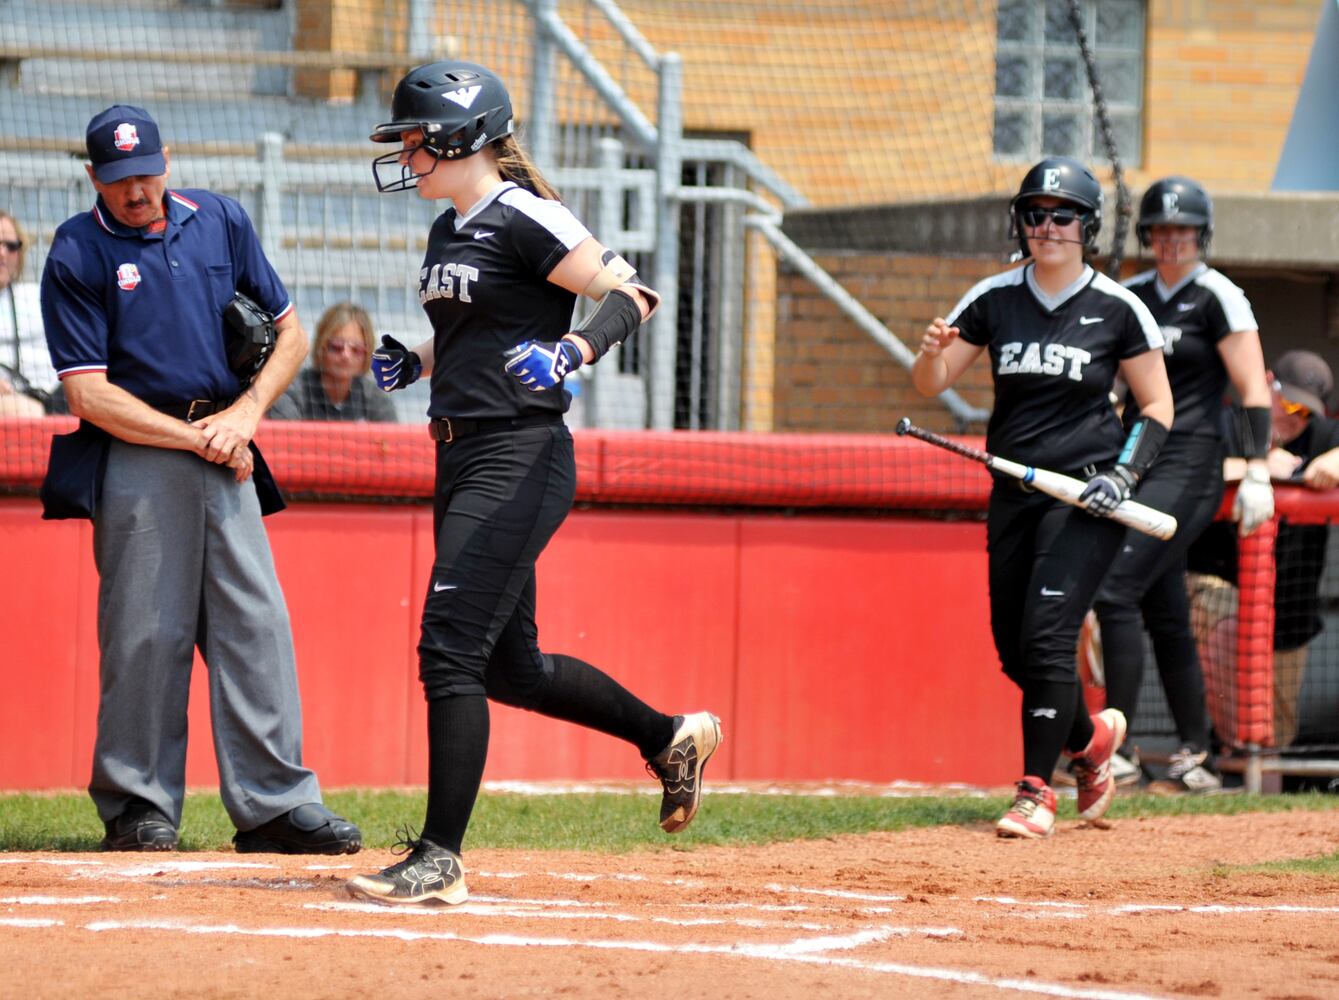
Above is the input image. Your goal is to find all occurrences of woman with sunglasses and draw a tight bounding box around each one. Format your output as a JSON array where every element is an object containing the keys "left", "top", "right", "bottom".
[
  {"left": 269, "top": 301, "right": 397, "bottom": 422},
  {"left": 343, "top": 60, "right": 721, "bottom": 905},
  {"left": 1083, "top": 176, "right": 1272, "bottom": 795},
  {"left": 912, "top": 156, "right": 1173, "bottom": 839},
  {"left": 0, "top": 210, "right": 55, "bottom": 416}
]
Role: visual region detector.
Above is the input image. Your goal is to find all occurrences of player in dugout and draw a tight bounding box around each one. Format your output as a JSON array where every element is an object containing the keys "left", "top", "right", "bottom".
[
  {"left": 1077, "top": 177, "right": 1273, "bottom": 795},
  {"left": 912, "top": 156, "right": 1173, "bottom": 839},
  {"left": 344, "top": 61, "right": 721, "bottom": 905}
]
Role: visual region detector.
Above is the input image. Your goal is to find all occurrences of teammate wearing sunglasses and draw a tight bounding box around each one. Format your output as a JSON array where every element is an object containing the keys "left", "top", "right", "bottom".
[
  {"left": 1082, "top": 176, "right": 1272, "bottom": 795},
  {"left": 913, "top": 156, "right": 1172, "bottom": 839}
]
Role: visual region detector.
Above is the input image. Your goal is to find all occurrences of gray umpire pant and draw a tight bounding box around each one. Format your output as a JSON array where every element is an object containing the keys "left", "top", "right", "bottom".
[{"left": 89, "top": 441, "right": 321, "bottom": 830}]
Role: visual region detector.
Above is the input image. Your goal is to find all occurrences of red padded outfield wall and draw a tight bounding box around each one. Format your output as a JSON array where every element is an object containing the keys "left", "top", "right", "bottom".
[{"left": 0, "top": 417, "right": 1018, "bottom": 790}]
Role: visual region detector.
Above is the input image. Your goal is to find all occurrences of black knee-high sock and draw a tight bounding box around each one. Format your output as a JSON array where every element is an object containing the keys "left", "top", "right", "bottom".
[
  {"left": 1097, "top": 612, "right": 1145, "bottom": 728},
  {"left": 1022, "top": 678, "right": 1082, "bottom": 780},
  {"left": 1065, "top": 682, "right": 1096, "bottom": 754},
  {"left": 538, "top": 654, "right": 675, "bottom": 760},
  {"left": 422, "top": 694, "right": 489, "bottom": 856},
  {"left": 1154, "top": 635, "right": 1212, "bottom": 749}
]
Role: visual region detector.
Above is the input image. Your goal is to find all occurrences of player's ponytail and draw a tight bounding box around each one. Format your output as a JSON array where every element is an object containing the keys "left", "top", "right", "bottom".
[{"left": 493, "top": 135, "right": 561, "bottom": 202}]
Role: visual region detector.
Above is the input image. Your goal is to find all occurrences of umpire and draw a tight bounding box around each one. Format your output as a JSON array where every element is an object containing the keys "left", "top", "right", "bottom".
[{"left": 40, "top": 105, "right": 360, "bottom": 854}]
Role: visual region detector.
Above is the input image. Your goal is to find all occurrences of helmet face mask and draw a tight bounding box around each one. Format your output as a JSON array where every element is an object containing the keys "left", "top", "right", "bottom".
[
  {"left": 1137, "top": 176, "right": 1213, "bottom": 253},
  {"left": 370, "top": 61, "right": 515, "bottom": 193},
  {"left": 1008, "top": 156, "right": 1104, "bottom": 261}
]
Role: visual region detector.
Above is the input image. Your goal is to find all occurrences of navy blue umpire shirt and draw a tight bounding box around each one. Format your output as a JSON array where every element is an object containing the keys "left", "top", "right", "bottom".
[{"left": 41, "top": 189, "right": 293, "bottom": 406}]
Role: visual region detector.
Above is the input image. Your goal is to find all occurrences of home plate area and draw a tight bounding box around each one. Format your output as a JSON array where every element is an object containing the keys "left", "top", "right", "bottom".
[{"left": 3, "top": 812, "right": 1339, "bottom": 999}]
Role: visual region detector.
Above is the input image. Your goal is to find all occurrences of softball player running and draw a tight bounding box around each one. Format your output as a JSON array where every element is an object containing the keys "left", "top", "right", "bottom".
[
  {"left": 344, "top": 61, "right": 720, "bottom": 905},
  {"left": 1086, "top": 177, "right": 1272, "bottom": 793},
  {"left": 912, "top": 157, "right": 1173, "bottom": 839}
]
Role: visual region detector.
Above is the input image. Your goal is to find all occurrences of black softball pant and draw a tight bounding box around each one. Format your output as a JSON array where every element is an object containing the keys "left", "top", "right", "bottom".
[
  {"left": 987, "top": 480, "right": 1127, "bottom": 778},
  {"left": 418, "top": 419, "right": 575, "bottom": 702},
  {"left": 1092, "top": 433, "right": 1226, "bottom": 748}
]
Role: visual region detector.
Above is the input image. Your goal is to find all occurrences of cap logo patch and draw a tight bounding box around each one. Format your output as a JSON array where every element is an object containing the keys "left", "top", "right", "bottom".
[
  {"left": 116, "top": 263, "right": 142, "bottom": 291},
  {"left": 443, "top": 85, "right": 481, "bottom": 109},
  {"left": 112, "top": 123, "right": 140, "bottom": 153},
  {"left": 1042, "top": 168, "right": 1061, "bottom": 192},
  {"left": 1161, "top": 192, "right": 1179, "bottom": 216}
]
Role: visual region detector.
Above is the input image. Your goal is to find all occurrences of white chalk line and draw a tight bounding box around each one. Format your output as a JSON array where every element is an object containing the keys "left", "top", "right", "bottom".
[
  {"left": 975, "top": 896, "right": 1339, "bottom": 917},
  {"left": 1, "top": 896, "right": 119, "bottom": 905},
  {"left": 0, "top": 917, "right": 64, "bottom": 928},
  {"left": 75, "top": 916, "right": 1162, "bottom": 999},
  {"left": 307, "top": 899, "right": 840, "bottom": 931}
]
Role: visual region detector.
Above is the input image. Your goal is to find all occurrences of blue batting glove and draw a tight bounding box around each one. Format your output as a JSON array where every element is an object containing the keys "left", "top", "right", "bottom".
[
  {"left": 1079, "top": 465, "right": 1137, "bottom": 516},
  {"left": 370, "top": 335, "right": 421, "bottom": 392},
  {"left": 502, "top": 339, "right": 583, "bottom": 391}
]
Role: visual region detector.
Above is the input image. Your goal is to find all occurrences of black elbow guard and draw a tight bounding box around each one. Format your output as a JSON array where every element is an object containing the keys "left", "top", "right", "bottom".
[
  {"left": 1238, "top": 405, "right": 1272, "bottom": 459},
  {"left": 571, "top": 287, "right": 643, "bottom": 362},
  {"left": 1116, "top": 415, "right": 1169, "bottom": 481}
]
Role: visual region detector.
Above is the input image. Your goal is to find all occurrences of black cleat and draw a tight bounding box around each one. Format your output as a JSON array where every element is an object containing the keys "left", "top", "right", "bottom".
[
  {"left": 646, "top": 712, "right": 722, "bottom": 833},
  {"left": 345, "top": 832, "right": 467, "bottom": 906}
]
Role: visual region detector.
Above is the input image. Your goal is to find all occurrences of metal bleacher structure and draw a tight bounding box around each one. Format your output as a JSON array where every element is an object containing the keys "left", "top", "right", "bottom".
[{"left": 0, "top": 0, "right": 989, "bottom": 431}]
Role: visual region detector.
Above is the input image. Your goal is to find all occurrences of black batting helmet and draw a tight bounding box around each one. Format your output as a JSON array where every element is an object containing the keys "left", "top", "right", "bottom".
[
  {"left": 1137, "top": 176, "right": 1213, "bottom": 251},
  {"left": 370, "top": 60, "right": 514, "bottom": 192},
  {"left": 1008, "top": 156, "right": 1104, "bottom": 259}
]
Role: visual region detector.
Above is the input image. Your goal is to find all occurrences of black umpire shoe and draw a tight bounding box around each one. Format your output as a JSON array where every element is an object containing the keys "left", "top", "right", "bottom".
[
  {"left": 100, "top": 800, "right": 178, "bottom": 852},
  {"left": 233, "top": 803, "right": 362, "bottom": 855}
]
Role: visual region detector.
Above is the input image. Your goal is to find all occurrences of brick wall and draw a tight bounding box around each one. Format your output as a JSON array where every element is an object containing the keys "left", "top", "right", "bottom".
[{"left": 773, "top": 252, "right": 1000, "bottom": 434}]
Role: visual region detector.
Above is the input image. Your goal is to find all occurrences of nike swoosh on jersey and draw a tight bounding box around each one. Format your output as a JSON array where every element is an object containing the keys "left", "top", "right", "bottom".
[
  {"left": 1039, "top": 586, "right": 1065, "bottom": 597},
  {"left": 1177, "top": 302, "right": 1196, "bottom": 311},
  {"left": 1078, "top": 316, "right": 1104, "bottom": 325},
  {"left": 473, "top": 230, "right": 494, "bottom": 240},
  {"left": 433, "top": 581, "right": 457, "bottom": 592}
]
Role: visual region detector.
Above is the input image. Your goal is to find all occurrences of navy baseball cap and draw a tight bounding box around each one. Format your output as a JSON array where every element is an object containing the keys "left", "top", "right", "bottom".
[{"left": 86, "top": 105, "right": 167, "bottom": 182}]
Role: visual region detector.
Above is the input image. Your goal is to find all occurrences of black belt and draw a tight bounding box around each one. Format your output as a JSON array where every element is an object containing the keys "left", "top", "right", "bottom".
[
  {"left": 152, "top": 398, "right": 234, "bottom": 423},
  {"left": 428, "top": 413, "right": 561, "bottom": 443}
]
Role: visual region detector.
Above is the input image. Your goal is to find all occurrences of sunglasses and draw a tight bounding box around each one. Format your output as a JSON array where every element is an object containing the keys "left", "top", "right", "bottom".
[
  {"left": 0, "top": 240, "right": 22, "bottom": 253},
  {"left": 1020, "top": 206, "right": 1081, "bottom": 228},
  {"left": 325, "top": 341, "right": 367, "bottom": 357},
  {"left": 1272, "top": 380, "right": 1313, "bottom": 417}
]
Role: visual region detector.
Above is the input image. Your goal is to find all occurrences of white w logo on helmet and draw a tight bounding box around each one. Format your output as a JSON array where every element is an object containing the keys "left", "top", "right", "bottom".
[
  {"left": 1162, "top": 192, "right": 1179, "bottom": 216},
  {"left": 443, "top": 85, "right": 482, "bottom": 109}
]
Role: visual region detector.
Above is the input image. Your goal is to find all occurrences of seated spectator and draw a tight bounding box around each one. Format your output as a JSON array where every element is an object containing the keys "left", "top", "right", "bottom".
[
  {"left": 269, "top": 302, "right": 397, "bottom": 422},
  {"left": 1188, "top": 350, "right": 1339, "bottom": 749},
  {"left": 0, "top": 210, "right": 59, "bottom": 416}
]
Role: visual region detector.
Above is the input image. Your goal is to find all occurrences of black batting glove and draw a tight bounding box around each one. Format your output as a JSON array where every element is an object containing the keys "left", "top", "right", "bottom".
[
  {"left": 370, "top": 335, "right": 422, "bottom": 392},
  {"left": 1079, "top": 464, "right": 1138, "bottom": 517}
]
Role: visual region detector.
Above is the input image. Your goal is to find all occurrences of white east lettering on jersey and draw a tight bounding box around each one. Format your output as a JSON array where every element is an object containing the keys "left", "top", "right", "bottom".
[
  {"left": 419, "top": 263, "right": 480, "bottom": 305},
  {"left": 997, "top": 342, "right": 1092, "bottom": 382}
]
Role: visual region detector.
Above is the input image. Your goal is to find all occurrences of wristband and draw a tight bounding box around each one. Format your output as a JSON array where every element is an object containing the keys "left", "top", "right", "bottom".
[
  {"left": 1238, "top": 406, "right": 1272, "bottom": 460},
  {"left": 1117, "top": 415, "right": 1169, "bottom": 482}
]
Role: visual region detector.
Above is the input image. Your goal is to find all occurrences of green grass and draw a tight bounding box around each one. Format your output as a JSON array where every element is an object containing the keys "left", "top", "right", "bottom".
[{"left": 3, "top": 787, "right": 1339, "bottom": 854}]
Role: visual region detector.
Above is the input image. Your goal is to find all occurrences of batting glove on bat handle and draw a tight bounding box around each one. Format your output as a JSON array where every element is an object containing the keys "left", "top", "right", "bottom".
[
  {"left": 370, "top": 335, "right": 422, "bottom": 392},
  {"left": 1234, "top": 466, "right": 1275, "bottom": 537},
  {"left": 1079, "top": 464, "right": 1138, "bottom": 517},
  {"left": 502, "top": 339, "right": 583, "bottom": 391}
]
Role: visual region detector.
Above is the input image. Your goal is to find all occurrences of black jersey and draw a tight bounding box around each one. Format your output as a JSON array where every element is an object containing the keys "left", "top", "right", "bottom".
[
  {"left": 1122, "top": 263, "right": 1256, "bottom": 438},
  {"left": 950, "top": 263, "right": 1163, "bottom": 472},
  {"left": 417, "top": 181, "right": 591, "bottom": 419}
]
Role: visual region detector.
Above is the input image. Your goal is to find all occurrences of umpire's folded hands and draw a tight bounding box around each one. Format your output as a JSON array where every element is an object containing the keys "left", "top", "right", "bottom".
[{"left": 196, "top": 396, "right": 261, "bottom": 466}]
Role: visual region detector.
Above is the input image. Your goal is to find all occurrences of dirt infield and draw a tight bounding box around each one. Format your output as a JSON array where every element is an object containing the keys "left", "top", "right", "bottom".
[{"left": 3, "top": 810, "right": 1339, "bottom": 999}]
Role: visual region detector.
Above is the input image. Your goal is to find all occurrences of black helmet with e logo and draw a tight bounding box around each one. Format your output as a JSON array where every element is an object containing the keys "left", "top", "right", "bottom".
[
  {"left": 1137, "top": 176, "right": 1213, "bottom": 251},
  {"left": 1008, "top": 156, "right": 1104, "bottom": 260}
]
